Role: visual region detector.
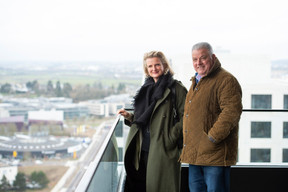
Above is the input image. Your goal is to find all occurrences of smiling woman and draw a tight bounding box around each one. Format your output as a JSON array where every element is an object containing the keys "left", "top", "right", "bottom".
[{"left": 118, "top": 50, "right": 187, "bottom": 192}]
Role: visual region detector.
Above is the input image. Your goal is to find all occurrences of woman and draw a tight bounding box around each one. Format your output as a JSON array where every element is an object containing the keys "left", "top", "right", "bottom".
[{"left": 118, "top": 51, "right": 187, "bottom": 192}]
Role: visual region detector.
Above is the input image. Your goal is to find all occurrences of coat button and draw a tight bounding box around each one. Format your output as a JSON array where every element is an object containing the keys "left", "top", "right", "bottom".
[
  {"left": 186, "top": 114, "right": 189, "bottom": 117},
  {"left": 189, "top": 100, "right": 191, "bottom": 103},
  {"left": 195, "top": 88, "right": 198, "bottom": 91}
]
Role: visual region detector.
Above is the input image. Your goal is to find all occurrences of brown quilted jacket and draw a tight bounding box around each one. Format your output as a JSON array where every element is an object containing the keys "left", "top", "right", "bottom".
[{"left": 180, "top": 57, "right": 242, "bottom": 166}]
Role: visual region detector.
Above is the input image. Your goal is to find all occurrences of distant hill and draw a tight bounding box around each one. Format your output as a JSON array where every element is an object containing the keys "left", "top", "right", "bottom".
[
  {"left": 0, "top": 61, "right": 143, "bottom": 86},
  {"left": 0, "top": 60, "right": 141, "bottom": 72}
]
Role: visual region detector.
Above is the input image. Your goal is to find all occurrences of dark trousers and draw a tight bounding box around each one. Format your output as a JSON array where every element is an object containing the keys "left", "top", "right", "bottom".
[{"left": 125, "top": 151, "right": 149, "bottom": 192}]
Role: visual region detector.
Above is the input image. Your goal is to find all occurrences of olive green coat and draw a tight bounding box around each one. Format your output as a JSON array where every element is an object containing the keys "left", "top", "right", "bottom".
[
  {"left": 180, "top": 58, "right": 242, "bottom": 166},
  {"left": 124, "top": 81, "right": 187, "bottom": 192}
]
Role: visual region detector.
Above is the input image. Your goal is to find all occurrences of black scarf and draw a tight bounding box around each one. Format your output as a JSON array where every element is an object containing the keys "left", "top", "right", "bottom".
[{"left": 133, "top": 72, "right": 174, "bottom": 128}]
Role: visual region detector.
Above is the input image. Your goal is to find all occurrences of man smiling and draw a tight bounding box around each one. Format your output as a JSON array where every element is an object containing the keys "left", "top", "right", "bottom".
[{"left": 180, "top": 42, "right": 243, "bottom": 192}]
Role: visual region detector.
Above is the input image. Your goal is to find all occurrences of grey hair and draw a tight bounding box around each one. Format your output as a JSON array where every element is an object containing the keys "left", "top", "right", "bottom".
[{"left": 192, "top": 42, "right": 214, "bottom": 57}]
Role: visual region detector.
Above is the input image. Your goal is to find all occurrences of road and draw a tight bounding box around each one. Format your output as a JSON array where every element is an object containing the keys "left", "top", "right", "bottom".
[{"left": 51, "top": 121, "right": 112, "bottom": 192}]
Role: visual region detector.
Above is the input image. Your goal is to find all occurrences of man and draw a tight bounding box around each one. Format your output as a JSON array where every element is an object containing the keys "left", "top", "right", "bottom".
[{"left": 180, "top": 42, "right": 242, "bottom": 192}]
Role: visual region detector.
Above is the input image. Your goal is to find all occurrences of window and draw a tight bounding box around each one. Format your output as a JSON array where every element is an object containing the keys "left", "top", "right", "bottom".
[
  {"left": 283, "top": 149, "right": 288, "bottom": 162},
  {"left": 284, "top": 95, "right": 288, "bottom": 109},
  {"left": 251, "top": 95, "right": 272, "bottom": 109},
  {"left": 251, "top": 122, "right": 271, "bottom": 138},
  {"left": 251, "top": 149, "right": 271, "bottom": 162},
  {"left": 284, "top": 122, "right": 288, "bottom": 138}
]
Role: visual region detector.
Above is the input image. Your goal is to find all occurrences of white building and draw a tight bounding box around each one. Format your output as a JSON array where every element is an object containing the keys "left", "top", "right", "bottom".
[
  {"left": 108, "top": 103, "right": 125, "bottom": 116},
  {"left": 172, "top": 51, "right": 288, "bottom": 165},
  {"left": 0, "top": 164, "right": 17, "bottom": 185},
  {"left": 0, "top": 107, "right": 9, "bottom": 118},
  {"left": 80, "top": 94, "right": 131, "bottom": 117},
  {"left": 80, "top": 100, "right": 109, "bottom": 117},
  {"left": 28, "top": 110, "right": 64, "bottom": 122}
]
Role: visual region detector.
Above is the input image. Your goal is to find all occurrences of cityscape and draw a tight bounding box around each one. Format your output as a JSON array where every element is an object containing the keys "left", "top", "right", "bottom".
[
  {"left": 0, "top": 53, "right": 287, "bottom": 191},
  {"left": 0, "top": 61, "right": 141, "bottom": 191},
  {"left": 1, "top": 0, "right": 287, "bottom": 190}
]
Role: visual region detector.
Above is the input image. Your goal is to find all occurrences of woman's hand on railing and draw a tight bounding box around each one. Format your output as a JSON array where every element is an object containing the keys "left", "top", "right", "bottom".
[{"left": 117, "top": 109, "right": 132, "bottom": 121}]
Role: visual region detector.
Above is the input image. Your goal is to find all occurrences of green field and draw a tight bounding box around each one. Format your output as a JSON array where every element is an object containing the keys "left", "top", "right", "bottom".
[{"left": 0, "top": 71, "right": 142, "bottom": 87}]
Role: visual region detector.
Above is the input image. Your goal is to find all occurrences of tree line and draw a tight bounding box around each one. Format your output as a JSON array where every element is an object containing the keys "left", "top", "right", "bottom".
[
  {"left": 0, "top": 171, "right": 48, "bottom": 191},
  {"left": 0, "top": 80, "right": 127, "bottom": 102}
]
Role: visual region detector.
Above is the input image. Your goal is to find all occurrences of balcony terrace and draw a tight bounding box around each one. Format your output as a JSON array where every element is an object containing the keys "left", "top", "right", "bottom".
[{"left": 75, "top": 109, "right": 288, "bottom": 192}]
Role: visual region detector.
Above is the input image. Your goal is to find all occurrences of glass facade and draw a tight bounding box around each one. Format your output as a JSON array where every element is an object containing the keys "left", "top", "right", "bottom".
[
  {"left": 251, "top": 149, "right": 271, "bottom": 162},
  {"left": 284, "top": 95, "right": 288, "bottom": 109},
  {"left": 283, "top": 149, "right": 288, "bottom": 162},
  {"left": 284, "top": 122, "right": 288, "bottom": 138},
  {"left": 251, "top": 95, "right": 272, "bottom": 109},
  {"left": 251, "top": 122, "right": 271, "bottom": 138}
]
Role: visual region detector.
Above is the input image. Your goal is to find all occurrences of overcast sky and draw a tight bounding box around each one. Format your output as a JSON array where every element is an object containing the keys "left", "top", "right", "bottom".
[{"left": 0, "top": 0, "right": 287, "bottom": 62}]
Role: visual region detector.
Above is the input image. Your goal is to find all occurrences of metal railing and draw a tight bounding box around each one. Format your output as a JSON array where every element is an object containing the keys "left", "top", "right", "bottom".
[
  {"left": 75, "top": 109, "right": 288, "bottom": 191},
  {"left": 75, "top": 115, "right": 124, "bottom": 192}
]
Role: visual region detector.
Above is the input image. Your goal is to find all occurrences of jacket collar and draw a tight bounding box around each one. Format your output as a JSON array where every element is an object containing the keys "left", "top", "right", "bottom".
[{"left": 207, "top": 57, "right": 221, "bottom": 77}]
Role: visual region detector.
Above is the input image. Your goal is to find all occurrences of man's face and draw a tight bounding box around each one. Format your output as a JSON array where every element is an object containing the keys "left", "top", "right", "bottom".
[{"left": 192, "top": 48, "right": 215, "bottom": 77}]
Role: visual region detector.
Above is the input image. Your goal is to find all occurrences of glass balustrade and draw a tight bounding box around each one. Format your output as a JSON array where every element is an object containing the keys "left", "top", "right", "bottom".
[{"left": 76, "top": 109, "right": 288, "bottom": 191}]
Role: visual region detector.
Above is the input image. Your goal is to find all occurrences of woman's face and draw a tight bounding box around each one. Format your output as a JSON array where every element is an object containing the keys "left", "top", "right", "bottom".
[{"left": 146, "top": 57, "right": 165, "bottom": 82}]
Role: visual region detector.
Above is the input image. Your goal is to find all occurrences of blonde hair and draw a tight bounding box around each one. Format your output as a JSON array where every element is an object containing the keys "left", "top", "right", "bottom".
[{"left": 143, "top": 51, "right": 174, "bottom": 77}]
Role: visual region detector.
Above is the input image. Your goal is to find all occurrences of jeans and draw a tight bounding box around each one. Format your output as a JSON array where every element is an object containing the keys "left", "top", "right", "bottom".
[{"left": 188, "top": 165, "right": 230, "bottom": 192}]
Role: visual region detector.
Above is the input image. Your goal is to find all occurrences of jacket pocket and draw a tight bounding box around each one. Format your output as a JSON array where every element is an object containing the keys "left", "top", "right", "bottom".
[
  {"left": 163, "top": 128, "right": 177, "bottom": 149},
  {"left": 197, "top": 132, "right": 223, "bottom": 164},
  {"left": 161, "top": 129, "right": 181, "bottom": 159}
]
